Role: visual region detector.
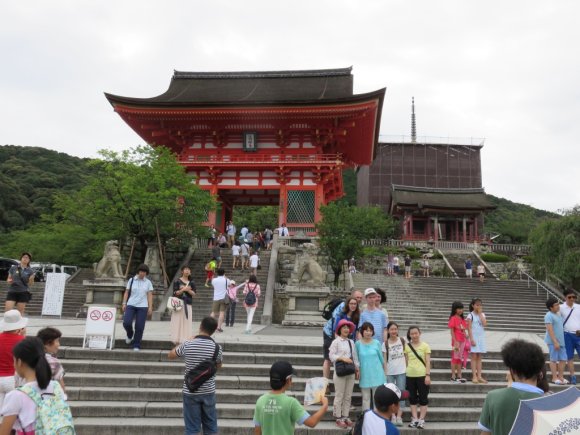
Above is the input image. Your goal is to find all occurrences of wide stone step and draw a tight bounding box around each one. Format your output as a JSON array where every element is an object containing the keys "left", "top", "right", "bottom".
[
  {"left": 68, "top": 400, "right": 484, "bottom": 421},
  {"left": 73, "top": 417, "right": 481, "bottom": 434},
  {"left": 65, "top": 386, "right": 490, "bottom": 407}
]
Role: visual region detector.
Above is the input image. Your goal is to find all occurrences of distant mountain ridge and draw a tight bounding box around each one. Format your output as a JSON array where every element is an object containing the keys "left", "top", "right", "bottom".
[{"left": 0, "top": 145, "right": 91, "bottom": 233}]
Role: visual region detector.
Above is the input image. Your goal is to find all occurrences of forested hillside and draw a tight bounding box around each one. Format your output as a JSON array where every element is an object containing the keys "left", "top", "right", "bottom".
[
  {"left": 0, "top": 145, "right": 560, "bottom": 245},
  {"left": 0, "top": 145, "right": 91, "bottom": 232}
]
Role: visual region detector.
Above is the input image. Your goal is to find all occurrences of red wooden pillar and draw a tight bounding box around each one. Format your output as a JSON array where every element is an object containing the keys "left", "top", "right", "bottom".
[
  {"left": 462, "top": 217, "right": 467, "bottom": 243},
  {"left": 314, "top": 184, "right": 324, "bottom": 223},
  {"left": 474, "top": 216, "right": 479, "bottom": 241},
  {"left": 278, "top": 184, "right": 288, "bottom": 227},
  {"left": 427, "top": 217, "right": 432, "bottom": 239},
  {"left": 434, "top": 215, "right": 439, "bottom": 242},
  {"left": 409, "top": 214, "right": 414, "bottom": 239},
  {"left": 207, "top": 184, "right": 218, "bottom": 227}
]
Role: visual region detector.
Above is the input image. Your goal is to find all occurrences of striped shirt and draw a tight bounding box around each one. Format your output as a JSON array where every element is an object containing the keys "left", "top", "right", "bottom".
[{"left": 175, "top": 335, "right": 223, "bottom": 396}]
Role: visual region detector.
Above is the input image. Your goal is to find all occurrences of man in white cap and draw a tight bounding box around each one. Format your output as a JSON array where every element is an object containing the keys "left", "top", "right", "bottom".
[
  {"left": 358, "top": 288, "right": 388, "bottom": 343},
  {"left": 0, "top": 310, "right": 27, "bottom": 409}
]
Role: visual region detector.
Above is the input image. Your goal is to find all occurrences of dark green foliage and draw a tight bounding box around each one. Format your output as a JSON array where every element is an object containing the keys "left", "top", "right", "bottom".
[
  {"left": 484, "top": 195, "right": 559, "bottom": 243},
  {"left": 317, "top": 202, "right": 395, "bottom": 285},
  {"left": 53, "top": 146, "right": 215, "bottom": 263},
  {"left": 529, "top": 212, "right": 580, "bottom": 289},
  {"left": 341, "top": 169, "right": 357, "bottom": 205},
  {"left": 0, "top": 145, "right": 92, "bottom": 233},
  {"left": 232, "top": 206, "right": 278, "bottom": 233},
  {"left": 480, "top": 253, "right": 511, "bottom": 263}
]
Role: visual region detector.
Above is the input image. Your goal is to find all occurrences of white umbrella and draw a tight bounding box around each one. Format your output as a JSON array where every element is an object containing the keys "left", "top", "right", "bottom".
[{"left": 509, "top": 387, "right": 580, "bottom": 435}]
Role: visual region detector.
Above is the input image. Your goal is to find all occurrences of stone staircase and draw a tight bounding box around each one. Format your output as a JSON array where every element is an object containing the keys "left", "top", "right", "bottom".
[
  {"left": 183, "top": 247, "right": 271, "bottom": 322},
  {"left": 0, "top": 271, "right": 89, "bottom": 318},
  {"left": 56, "top": 335, "right": 577, "bottom": 435},
  {"left": 352, "top": 274, "right": 548, "bottom": 333}
]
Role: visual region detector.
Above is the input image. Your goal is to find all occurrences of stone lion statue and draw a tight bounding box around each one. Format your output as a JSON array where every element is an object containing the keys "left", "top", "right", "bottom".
[
  {"left": 94, "top": 240, "right": 124, "bottom": 279},
  {"left": 292, "top": 245, "right": 327, "bottom": 287}
]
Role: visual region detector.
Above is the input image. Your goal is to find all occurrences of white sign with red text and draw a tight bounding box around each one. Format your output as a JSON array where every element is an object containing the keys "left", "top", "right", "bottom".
[{"left": 83, "top": 305, "right": 117, "bottom": 350}]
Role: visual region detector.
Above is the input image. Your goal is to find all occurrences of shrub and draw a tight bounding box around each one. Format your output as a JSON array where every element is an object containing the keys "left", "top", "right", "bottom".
[{"left": 480, "top": 253, "right": 511, "bottom": 263}]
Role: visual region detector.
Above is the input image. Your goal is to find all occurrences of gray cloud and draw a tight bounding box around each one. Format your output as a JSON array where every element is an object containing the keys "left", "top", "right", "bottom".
[{"left": 1, "top": 0, "right": 578, "bottom": 212}]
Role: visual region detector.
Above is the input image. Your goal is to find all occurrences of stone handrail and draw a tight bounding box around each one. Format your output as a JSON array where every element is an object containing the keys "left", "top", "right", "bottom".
[
  {"left": 520, "top": 271, "right": 562, "bottom": 300},
  {"left": 436, "top": 249, "right": 459, "bottom": 279},
  {"left": 471, "top": 249, "right": 498, "bottom": 280},
  {"left": 361, "top": 238, "right": 530, "bottom": 254},
  {"left": 261, "top": 231, "right": 280, "bottom": 325}
]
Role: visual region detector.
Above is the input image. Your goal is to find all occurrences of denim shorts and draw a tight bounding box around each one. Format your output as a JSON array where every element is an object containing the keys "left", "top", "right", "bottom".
[
  {"left": 386, "top": 373, "right": 407, "bottom": 407},
  {"left": 183, "top": 392, "right": 218, "bottom": 435},
  {"left": 548, "top": 344, "right": 568, "bottom": 362}
]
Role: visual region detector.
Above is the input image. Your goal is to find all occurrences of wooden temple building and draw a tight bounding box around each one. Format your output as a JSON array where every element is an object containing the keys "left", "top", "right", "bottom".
[
  {"left": 357, "top": 99, "right": 496, "bottom": 242},
  {"left": 105, "top": 68, "right": 384, "bottom": 235}
]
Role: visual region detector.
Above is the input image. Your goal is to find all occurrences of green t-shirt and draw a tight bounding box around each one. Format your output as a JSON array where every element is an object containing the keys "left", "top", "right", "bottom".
[
  {"left": 253, "top": 392, "right": 310, "bottom": 435},
  {"left": 479, "top": 386, "right": 542, "bottom": 434}
]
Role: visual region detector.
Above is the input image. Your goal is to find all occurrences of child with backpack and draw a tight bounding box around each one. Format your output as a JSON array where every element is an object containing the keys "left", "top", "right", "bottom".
[
  {"left": 243, "top": 275, "right": 261, "bottom": 334},
  {"left": 352, "top": 383, "right": 408, "bottom": 435},
  {"left": 0, "top": 337, "right": 74, "bottom": 434},
  {"left": 382, "top": 321, "right": 407, "bottom": 426}
]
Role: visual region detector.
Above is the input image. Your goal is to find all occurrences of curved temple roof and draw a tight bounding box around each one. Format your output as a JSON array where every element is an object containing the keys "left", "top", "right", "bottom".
[{"left": 104, "top": 67, "right": 378, "bottom": 107}]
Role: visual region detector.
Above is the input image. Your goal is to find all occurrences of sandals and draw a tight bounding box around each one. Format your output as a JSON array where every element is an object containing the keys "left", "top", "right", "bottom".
[
  {"left": 478, "top": 378, "right": 489, "bottom": 384},
  {"left": 472, "top": 378, "right": 480, "bottom": 384}
]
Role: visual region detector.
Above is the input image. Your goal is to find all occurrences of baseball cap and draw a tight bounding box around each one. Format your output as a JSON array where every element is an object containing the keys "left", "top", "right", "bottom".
[
  {"left": 364, "top": 288, "right": 377, "bottom": 297},
  {"left": 270, "top": 361, "right": 297, "bottom": 383},
  {"left": 374, "top": 383, "right": 410, "bottom": 408}
]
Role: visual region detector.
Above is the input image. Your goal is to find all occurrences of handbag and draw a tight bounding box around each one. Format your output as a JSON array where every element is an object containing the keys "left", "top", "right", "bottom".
[
  {"left": 166, "top": 296, "right": 184, "bottom": 312},
  {"left": 334, "top": 341, "right": 356, "bottom": 377}
]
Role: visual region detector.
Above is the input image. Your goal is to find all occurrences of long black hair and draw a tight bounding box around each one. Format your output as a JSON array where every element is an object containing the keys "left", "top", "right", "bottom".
[
  {"left": 13, "top": 337, "right": 52, "bottom": 389},
  {"left": 449, "top": 301, "right": 464, "bottom": 319}
]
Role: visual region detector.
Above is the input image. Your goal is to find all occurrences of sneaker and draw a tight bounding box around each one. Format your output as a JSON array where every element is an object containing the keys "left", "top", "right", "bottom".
[
  {"left": 571, "top": 375, "right": 577, "bottom": 385},
  {"left": 335, "top": 419, "right": 347, "bottom": 429},
  {"left": 133, "top": 348, "right": 140, "bottom": 352},
  {"left": 125, "top": 337, "right": 133, "bottom": 345},
  {"left": 451, "top": 377, "right": 459, "bottom": 383},
  {"left": 343, "top": 418, "right": 354, "bottom": 428},
  {"left": 409, "top": 419, "right": 419, "bottom": 428},
  {"left": 396, "top": 417, "right": 403, "bottom": 427},
  {"left": 458, "top": 378, "right": 467, "bottom": 383},
  {"left": 417, "top": 419, "right": 425, "bottom": 429}
]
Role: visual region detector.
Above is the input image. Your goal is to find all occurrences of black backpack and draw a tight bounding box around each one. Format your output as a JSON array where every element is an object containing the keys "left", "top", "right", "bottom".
[
  {"left": 322, "top": 298, "right": 343, "bottom": 320},
  {"left": 348, "top": 410, "right": 368, "bottom": 435},
  {"left": 244, "top": 284, "right": 257, "bottom": 305},
  {"left": 184, "top": 339, "right": 220, "bottom": 393}
]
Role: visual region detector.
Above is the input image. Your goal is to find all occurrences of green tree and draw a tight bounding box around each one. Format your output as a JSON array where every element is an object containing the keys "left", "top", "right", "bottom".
[
  {"left": 316, "top": 202, "right": 395, "bottom": 285},
  {"left": 53, "top": 146, "right": 214, "bottom": 262},
  {"left": 233, "top": 206, "right": 278, "bottom": 233},
  {"left": 0, "top": 222, "right": 107, "bottom": 266},
  {"left": 529, "top": 210, "right": 580, "bottom": 289}
]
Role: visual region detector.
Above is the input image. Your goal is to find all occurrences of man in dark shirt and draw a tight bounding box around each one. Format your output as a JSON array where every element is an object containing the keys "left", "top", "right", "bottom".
[{"left": 168, "top": 316, "right": 223, "bottom": 435}]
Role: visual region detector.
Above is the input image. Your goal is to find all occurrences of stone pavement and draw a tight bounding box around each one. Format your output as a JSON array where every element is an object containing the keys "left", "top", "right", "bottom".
[{"left": 17, "top": 315, "right": 549, "bottom": 352}]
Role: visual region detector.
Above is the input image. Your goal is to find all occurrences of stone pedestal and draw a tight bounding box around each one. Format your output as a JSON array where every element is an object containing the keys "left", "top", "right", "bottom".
[
  {"left": 79, "top": 278, "right": 126, "bottom": 318},
  {"left": 144, "top": 242, "right": 163, "bottom": 285},
  {"left": 281, "top": 285, "right": 330, "bottom": 327}
]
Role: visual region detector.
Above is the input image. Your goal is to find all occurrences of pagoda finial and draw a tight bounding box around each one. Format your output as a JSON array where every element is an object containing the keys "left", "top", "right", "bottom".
[{"left": 411, "top": 97, "right": 417, "bottom": 143}]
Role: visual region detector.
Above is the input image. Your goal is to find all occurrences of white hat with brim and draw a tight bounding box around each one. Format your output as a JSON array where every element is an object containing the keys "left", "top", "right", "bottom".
[
  {"left": 364, "top": 287, "right": 378, "bottom": 297},
  {"left": 0, "top": 309, "right": 28, "bottom": 332}
]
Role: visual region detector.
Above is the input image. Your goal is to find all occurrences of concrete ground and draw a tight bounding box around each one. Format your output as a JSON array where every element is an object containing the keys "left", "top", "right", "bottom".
[{"left": 11, "top": 315, "right": 549, "bottom": 353}]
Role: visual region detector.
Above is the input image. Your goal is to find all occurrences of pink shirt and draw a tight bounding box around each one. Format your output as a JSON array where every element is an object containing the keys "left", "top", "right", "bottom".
[
  {"left": 448, "top": 316, "right": 467, "bottom": 342},
  {"left": 243, "top": 283, "right": 261, "bottom": 308}
]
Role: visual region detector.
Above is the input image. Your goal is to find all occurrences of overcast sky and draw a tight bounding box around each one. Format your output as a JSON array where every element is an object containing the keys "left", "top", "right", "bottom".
[{"left": 1, "top": 1, "right": 578, "bottom": 212}]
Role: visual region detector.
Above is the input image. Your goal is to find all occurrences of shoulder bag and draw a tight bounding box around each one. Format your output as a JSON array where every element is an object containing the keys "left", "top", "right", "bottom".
[
  {"left": 335, "top": 340, "right": 356, "bottom": 377},
  {"left": 407, "top": 342, "right": 426, "bottom": 367}
]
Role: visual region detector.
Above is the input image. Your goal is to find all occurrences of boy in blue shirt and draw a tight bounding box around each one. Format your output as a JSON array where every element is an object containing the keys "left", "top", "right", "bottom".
[{"left": 544, "top": 297, "right": 568, "bottom": 384}]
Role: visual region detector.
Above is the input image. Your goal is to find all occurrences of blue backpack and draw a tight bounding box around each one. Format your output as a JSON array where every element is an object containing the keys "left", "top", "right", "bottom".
[{"left": 18, "top": 381, "right": 75, "bottom": 435}]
